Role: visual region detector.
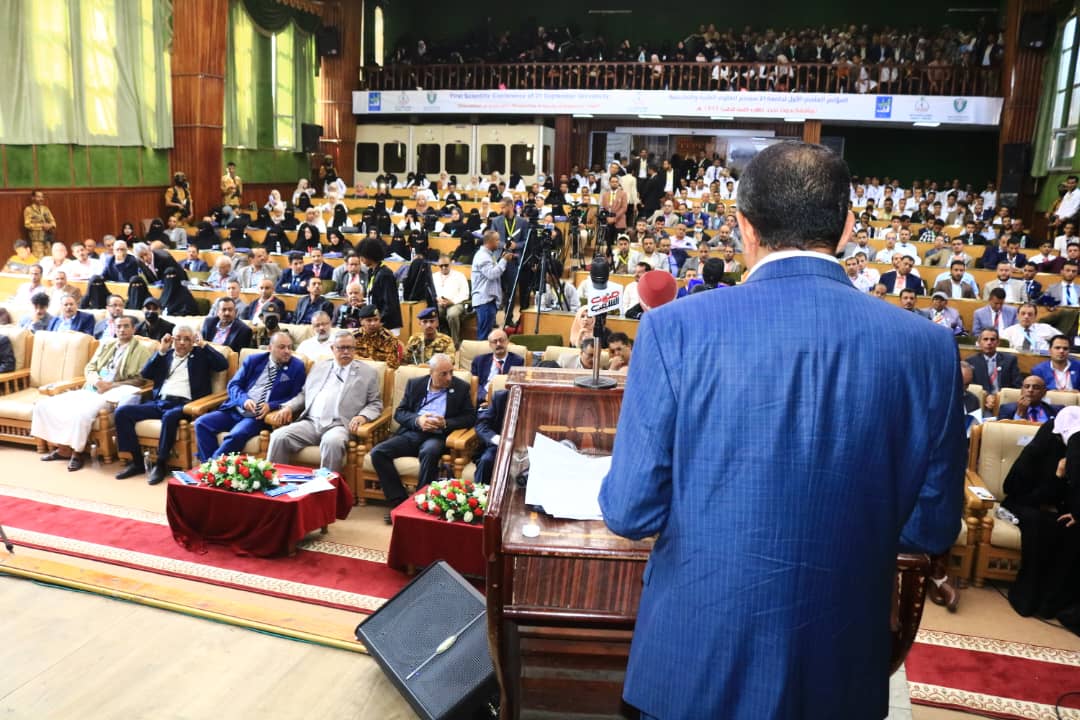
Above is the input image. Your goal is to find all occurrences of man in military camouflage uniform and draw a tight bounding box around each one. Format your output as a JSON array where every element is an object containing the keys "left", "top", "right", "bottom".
[
  {"left": 23, "top": 190, "right": 56, "bottom": 259},
  {"left": 354, "top": 304, "right": 401, "bottom": 369},
  {"left": 403, "top": 307, "right": 454, "bottom": 365}
]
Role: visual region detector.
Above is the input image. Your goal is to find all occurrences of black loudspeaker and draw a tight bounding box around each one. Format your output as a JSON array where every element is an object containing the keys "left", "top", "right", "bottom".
[
  {"left": 316, "top": 26, "right": 341, "bottom": 57},
  {"left": 301, "top": 123, "right": 323, "bottom": 154},
  {"left": 1020, "top": 12, "right": 1054, "bottom": 50},
  {"left": 355, "top": 562, "right": 498, "bottom": 720},
  {"left": 1000, "top": 142, "right": 1032, "bottom": 198}
]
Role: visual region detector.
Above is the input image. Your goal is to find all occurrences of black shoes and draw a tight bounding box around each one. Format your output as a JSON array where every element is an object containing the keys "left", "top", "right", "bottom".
[
  {"left": 147, "top": 463, "right": 169, "bottom": 486},
  {"left": 41, "top": 449, "right": 65, "bottom": 462},
  {"left": 66, "top": 454, "right": 84, "bottom": 472},
  {"left": 115, "top": 462, "right": 145, "bottom": 479}
]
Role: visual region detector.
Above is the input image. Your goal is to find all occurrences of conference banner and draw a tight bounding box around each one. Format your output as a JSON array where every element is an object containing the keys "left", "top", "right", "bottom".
[{"left": 354, "top": 89, "right": 1002, "bottom": 126}]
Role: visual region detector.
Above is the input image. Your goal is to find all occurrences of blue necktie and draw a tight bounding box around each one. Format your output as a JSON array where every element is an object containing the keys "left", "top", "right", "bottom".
[{"left": 1068, "top": 285, "right": 1075, "bottom": 305}]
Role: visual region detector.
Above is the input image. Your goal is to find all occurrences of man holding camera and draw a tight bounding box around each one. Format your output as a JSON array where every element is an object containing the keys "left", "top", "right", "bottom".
[{"left": 334, "top": 281, "right": 367, "bottom": 329}]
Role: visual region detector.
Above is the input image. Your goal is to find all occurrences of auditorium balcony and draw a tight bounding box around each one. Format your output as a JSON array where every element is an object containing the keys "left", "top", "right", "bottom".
[{"left": 361, "top": 60, "right": 1002, "bottom": 97}]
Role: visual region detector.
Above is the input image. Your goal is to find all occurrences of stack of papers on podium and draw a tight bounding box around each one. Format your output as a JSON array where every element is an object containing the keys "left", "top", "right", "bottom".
[{"left": 524, "top": 433, "right": 611, "bottom": 520}]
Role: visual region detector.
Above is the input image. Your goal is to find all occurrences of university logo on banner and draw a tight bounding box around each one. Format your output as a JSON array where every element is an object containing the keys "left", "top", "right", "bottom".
[
  {"left": 368, "top": 92, "right": 381, "bottom": 112},
  {"left": 426, "top": 92, "right": 438, "bottom": 104},
  {"left": 953, "top": 98, "right": 968, "bottom": 113},
  {"left": 875, "top": 96, "right": 893, "bottom": 118}
]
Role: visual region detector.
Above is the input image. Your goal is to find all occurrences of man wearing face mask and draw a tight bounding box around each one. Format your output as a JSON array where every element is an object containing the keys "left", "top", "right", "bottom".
[{"left": 135, "top": 297, "right": 175, "bottom": 340}]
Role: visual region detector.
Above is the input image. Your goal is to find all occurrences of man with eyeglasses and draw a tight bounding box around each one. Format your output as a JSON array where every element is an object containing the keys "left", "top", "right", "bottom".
[
  {"left": 997, "top": 375, "right": 1060, "bottom": 422},
  {"left": 266, "top": 329, "right": 383, "bottom": 474},
  {"left": 432, "top": 254, "right": 469, "bottom": 348}
]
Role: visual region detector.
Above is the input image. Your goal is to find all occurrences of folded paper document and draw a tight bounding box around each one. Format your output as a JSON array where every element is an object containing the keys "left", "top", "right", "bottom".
[{"left": 524, "top": 433, "right": 610, "bottom": 520}]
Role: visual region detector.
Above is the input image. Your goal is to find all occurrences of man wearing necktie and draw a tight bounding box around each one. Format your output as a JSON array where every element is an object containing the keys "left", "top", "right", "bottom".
[
  {"left": 266, "top": 330, "right": 383, "bottom": 473},
  {"left": 471, "top": 328, "right": 525, "bottom": 404},
  {"left": 1049, "top": 261, "right": 1080, "bottom": 307},
  {"left": 996, "top": 376, "right": 1060, "bottom": 422},
  {"left": 194, "top": 332, "right": 306, "bottom": 461},
  {"left": 965, "top": 328, "right": 1022, "bottom": 416}
]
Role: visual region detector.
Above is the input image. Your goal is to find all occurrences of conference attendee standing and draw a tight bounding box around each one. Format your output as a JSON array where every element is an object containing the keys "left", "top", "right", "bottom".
[
  {"left": 599, "top": 143, "right": 964, "bottom": 720},
  {"left": 470, "top": 230, "right": 512, "bottom": 340}
]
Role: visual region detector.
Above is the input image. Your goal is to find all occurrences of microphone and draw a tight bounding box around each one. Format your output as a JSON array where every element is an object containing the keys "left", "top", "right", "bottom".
[{"left": 575, "top": 255, "right": 618, "bottom": 390}]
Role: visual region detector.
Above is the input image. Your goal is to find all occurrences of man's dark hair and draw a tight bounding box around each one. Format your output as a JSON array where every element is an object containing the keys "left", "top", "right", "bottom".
[
  {"left": 580, "top": 337, "right": 596, "bottom": 352},
  {"left": 701, "top": 257, "right": 726, "bottom": 285},
  {"left": 899, "top": 288, "right": 917, "bottom": 299},
  {"left": 14, "top": 239, "right": 29, "bottom": 250},
  {"left": 988, "top": 287, "right": 1006, "bottom": 300},
  {"left": 608, "top": 332, "right": 632, "bottom": 346},
  {"left": 1066, "top": 260, "right": 1080, "bottom": 270},
  {"left": 358, "top": 237, "right": 386, "bottom": 263},
  {"left": 950, "top": 260, "right": 966, "bottom": 269},
  {"left": 1050, "top": 333, "right": 1071, "bottom": 347},
  {"left": 287, "top": 251, "right": 304, "bottom": 262},
  {"left": 735, "top": 142, "right": 849, "bottom": 251},
  {"left": 218, "top": 296, "right": 236, "bottom": 307},
  {"left": 1069, "top": 175, "right": 1078, "bottom": 182},
  {"left": 30, "top": 291, "right": 49, "bottom": 308}
]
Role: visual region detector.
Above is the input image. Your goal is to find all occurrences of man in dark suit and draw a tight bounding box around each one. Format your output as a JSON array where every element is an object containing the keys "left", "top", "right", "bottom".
[
  {"left": 627, "top": 149, "right": 652, "bottom": 200},
  {"left": 878, "top": 256, "right": 926, "bottom": 295},
  {"left": 472, "top": 388, "right": 507, "bottom": 486},
  {"left": 101, "top": 240, "right": 142, "bottom": 282},
  {"left": 47, "top": 294, "right": 95, "bottom": 335},
  {"left": 114, "top": 326, "right": 229, "bottom": 484},
  {"left": 133, "top": 242, "right": 185, "bottom": 285},
  {"left": 599, "top": 142, "right": 963, "bottom": 720},
  {"left": 470, "top": 328, "right": 524, "bottom": 405},
  {"left": 639, "top": 164, "right": 664, "bottom": 218},
  {"left": 135, "top": 297, "right": 175, "bottom": 340},
  {"left": 369, "top": 353, "right": 476, "bottom": 523},
  {"left": 180, "top": 246, "right": 209, "bottom": 273},
  {"left": 997, "top": 375, "right": 1060, "bottom": 422},
  {"left": 275, "top": 251, "right": 313, "bottom": 294},
  {"left": 303, "top": 247, "right": 334, "bottom": 281},
  {"left": 193, "top": 331, "right": 306, "bottom": 461},
  {"left": 292, "top": 276, "right": 335, "bottom": 325},
  {"left": 967, "top": 328, "right": 1022, "bottom": 416},
  {"left": 200, "top": 297, "right": 252, "bottom": 353}
]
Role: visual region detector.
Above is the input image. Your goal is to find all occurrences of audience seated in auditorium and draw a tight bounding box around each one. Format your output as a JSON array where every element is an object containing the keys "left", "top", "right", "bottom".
[
  {"left": 431, "top": 254, "right": 470, "bottom": 348},
  {"left": 62, "top": 241, "right": 102, "bottom": 281},
  {"left": 237, "top": 247, "right": 280, "bottom": 289},
  {"left": 998, "top": 375, "right": 1059, "bottom": 422},
  {"left": 404, "top": 307, "right": 454, "bottom": 365},
  {"left": 38, "top": 242, "right": 69, "bottom": 280},
  {"left": 982, "top": 261, "right": 1024, "bottom": 302},
  {"left": 34, "top": 316, "right": 152, "bottom": 471},
  {"left": 241, "top": 279, "right": 285, "bottom": 323},
  {"left": 115, "top": 326, "right": 229, "bottom": 484},
  {"left": 333, "top": 282, "right": 366, "bottom": 329},
  {"left": 102, "top": 240, "right": 141, "bottom": 283},
  {"left": 180, "top": 246, "right": 209, "bottom": 273},
  {"left": 19, "top": 292, "right": 52, "bottom": 333},
  {"left": 266, "top": 329, "right": 383, "bottom": 474},
  {"left": 206, "top": 256, "right": 237, "bottom": 290},
  {"left": 133, "top": 242, "right": 184, "bottom": 286},
  {"left": 5, "top": 239, "right": 39, "bottom": 274},
  {"left": 472, "top": 388, "right": 508, "bottom": 487},
  {"left": 607, "top": 332, "right": 633, "bottom": 373},
  {"left": 135, "top": 297, "right": 174, "bottom": 341},
  {"left": 207, "top": 279, "right": 247, "bottom": 320},
  {"left": 878, "top": 255, "right": 925, "bottom": 295},
  {"left": 292, "top": 277, "right": 335, "bottom": 326},
  {"left": 472, "top": 329, "right": 524, "bottom": 405},
  {"left": 1001, "top": 303, "right": 1058, "bottom": 354},
  {"left": 303, "top": 247, "right": 334, "bottom": 281},
  {"left": 897, "top": 287, "right": 919, "bottom": 312},
  {"left": 194, "top": 331, "right": 306, "bottom": 462},
  {"left": 933, "top": 261, "right": 977, "bottom": 299},
  {"left": 845, "top": 256, "right": 874, "bottom": 292},
  {"left": 14, "top": 265, "right": 45, "bottom": 304},
  {"left": 1032, "top": 336, "right": 1080, "bottom": 391},
  {"left": 0, "top": 335, "right": 14, "bottom": 374},
  {"left": 200, "top": 297, "right": 252, "bottom": 353},
  {"left": 158, "top": 267, "right": 199, "bottom": 317},
  {"left": 919, "top": 292, "right": 966, "bottom": 336},
  {"left": 47, "top": 295, "right": 95, "bottom": 335},
  {"left": 369, "top": 353, "right": 476, "bottom": 523},
  {"left": 331, "top": 253, "right": 364, "bottom": 291},
  {"left": 276, "top": 252, "right": 313, "bottom": 295},
  {"left": 94, "top": 295, "right": 127, "bottom": 341},
  {"left": 973, "top": 288, "right": 1018, "bottom": 336},
  {"left": 1045, "top": 261, "right": 1080, "bottom": 308},
  {"left": 359, "top": 237, "right": 403, "bottom": 333},
  {"left": 967, "top": 328, "right": 1022, "bottom": 415},
  {"left": 295, "top": 312, "right": 335, "bottom": 362}
]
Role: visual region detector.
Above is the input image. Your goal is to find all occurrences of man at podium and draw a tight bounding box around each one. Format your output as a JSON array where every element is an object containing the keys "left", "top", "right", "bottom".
[{"left": 599, "top": 142, "right": 964, "bottom": 720}]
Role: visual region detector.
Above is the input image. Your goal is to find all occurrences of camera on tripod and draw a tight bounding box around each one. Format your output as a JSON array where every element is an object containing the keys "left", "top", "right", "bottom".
[{"left": 337, "top": 304, "right": 363, "bottom": 328}]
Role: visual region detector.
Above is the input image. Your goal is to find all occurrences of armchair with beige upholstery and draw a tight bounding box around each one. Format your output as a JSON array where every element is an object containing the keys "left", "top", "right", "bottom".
[
  {"left": 112, "top": 343, "right": 238, "bottom": 470},
  {"left": 450, "top": 373, "right": 511, "bottom": 481},
  {"left": 0, "top": 331, "right": 98, "bottom": 450},
  {"left": 965, "top": 420, "right": 1043, "bottom": 587},
  {"left": 997, "top": 387, "right": 1080, "bottom": 409},
  {"left": 542, "top": 344, "right": 610, "bottom": 369},
  {"left": 356, "top": 364, "right": 477, "bottom": 503},
  {"left": 262, "top": 359, "right": 393, "bottom": 502},
  {"left": 0, "top": 326, "right": 34, "bottom": 395}
]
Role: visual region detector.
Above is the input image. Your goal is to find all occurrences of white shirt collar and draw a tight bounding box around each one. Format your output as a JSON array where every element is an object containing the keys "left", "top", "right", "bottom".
[{"left": 744, "top": 249, "right": 840, "bottom": 281}]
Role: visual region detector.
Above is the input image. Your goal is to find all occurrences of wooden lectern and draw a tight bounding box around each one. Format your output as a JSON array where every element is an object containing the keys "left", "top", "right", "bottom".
[{"left": 484, "top": 369, "right": 930, "bottom": 720}]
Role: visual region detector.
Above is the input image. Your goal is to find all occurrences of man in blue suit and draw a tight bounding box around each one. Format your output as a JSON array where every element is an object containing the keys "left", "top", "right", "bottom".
[
  {"left": 470, "top": 328, "right": 524, "bottom": 404},
  {"left": 194, "top": 332, "right": 305, "bottom": 461},
  {"left": 47, "top": 294, "right": 95, "bottom": 335},
  {"left": 1031, "top": 334, "right": 1080, "bottom": 390},
  {"left": 971, "top": 288, "right": 1018, "bottom": 336},
  {"left": 599, "top": 142, "right": 964, "bottom": 720},
  {"left": 114, "top": 326, "right": 229, "bottom": 484}
]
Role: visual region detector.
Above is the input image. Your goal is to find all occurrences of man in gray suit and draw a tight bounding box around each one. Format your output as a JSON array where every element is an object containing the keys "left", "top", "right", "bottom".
[
  {"left": 1044, "top": 260, "right": 1080, "bottom": 308},
  {"left": 981, "top": 261, "right": 1024, "bottom": 302},
  {"left": 265, "top": 330, "right": 383, "bottom": 472}
]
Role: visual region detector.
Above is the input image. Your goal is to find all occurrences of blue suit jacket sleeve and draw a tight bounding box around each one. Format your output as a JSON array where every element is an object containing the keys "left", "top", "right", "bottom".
[
  {"left": 898, "top": 352, "right": 965, "bottom": 554},
  {"left": 226, "top": 354, "right": 261, "bottom": 408},
  {"left": 73, "top": 312, "right": 95, "bottom": 335},
  {"left": 599, "top": 315, "right": 677, "bottom": 539}
]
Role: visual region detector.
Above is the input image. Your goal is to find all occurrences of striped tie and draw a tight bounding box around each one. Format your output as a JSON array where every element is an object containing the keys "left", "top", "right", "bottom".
[{"left": 258, "top": 363, "right": 279, "bottom": 407}]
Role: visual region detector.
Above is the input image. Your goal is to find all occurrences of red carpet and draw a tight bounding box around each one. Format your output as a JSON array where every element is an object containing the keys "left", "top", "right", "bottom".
[
  {"left": 0, "top": 490, "right": 410, "bottom": 614},
  {"left": 906, "top": 629, "right": 1080, "bottom": 719}
]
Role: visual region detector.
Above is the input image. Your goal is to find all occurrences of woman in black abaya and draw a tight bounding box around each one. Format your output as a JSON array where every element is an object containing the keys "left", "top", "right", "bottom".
[
  {"left": 1002, "top": 407, "right": 1080, "bottom": 627},
  {"left": 158, "top": 267, "right": 199, "bottom": 316}
]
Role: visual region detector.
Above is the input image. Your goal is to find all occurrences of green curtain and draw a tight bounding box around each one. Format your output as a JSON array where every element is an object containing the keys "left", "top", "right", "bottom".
[
  {"left": 241, "top": 0, "right": 319, "bottom": 34},
  {"left": 0, "top": 0, "right": 173, "bottom": 148},
  {"left": 225, "top": 0, "right": 317, "bottom": 151},
  {"left": 1032, "top": 27, "right": 1064, "bottom": 178}
]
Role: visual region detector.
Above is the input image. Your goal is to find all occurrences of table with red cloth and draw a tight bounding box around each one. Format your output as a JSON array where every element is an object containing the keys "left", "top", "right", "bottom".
[
  {"left": 387, "top": 496, "right": 484, "bottom": 577},
  {"left": 166, "top": 464, "right": 353, "bottom": 558}
]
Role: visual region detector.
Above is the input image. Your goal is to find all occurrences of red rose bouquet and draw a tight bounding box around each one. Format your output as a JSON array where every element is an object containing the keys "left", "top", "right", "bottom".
[
  {"left": 194, "top": 453, "right": 278, "bottom": 493},
  {"left": 414, "top": 478, "right": 488, "bottom": 523}
]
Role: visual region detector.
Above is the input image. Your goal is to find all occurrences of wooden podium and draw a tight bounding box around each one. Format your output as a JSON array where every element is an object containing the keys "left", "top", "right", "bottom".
[
  {"left": 483, "top": 369, "right": 931, "bottom": 720},
  {"left": 484, "top": 368, "right": 644, "bottom": 719}
]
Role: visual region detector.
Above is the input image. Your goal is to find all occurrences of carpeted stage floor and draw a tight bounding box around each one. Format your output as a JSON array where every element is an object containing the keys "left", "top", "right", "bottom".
[{"left": 1, "top": 446, "right": 1078, "bottom": 720}]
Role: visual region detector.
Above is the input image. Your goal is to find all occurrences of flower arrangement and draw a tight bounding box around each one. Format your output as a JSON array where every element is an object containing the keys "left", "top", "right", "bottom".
[
  {"left": 414, "top": 478, "right": 488, "bottom": 523},
  {"left": 194, "top": 453, "right": 278, "bottom": 493}
]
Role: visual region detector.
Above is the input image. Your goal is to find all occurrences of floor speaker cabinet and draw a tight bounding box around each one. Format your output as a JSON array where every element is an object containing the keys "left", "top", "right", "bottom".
[
  {"left": 355, "top": 561, "right": 498, "bottom": 720},
  {"left": 1000, "top": 142, "right": 1032, "bottom": 199},
  {"left": 316, "top": 26, "right": 341, "bottom": 57}
]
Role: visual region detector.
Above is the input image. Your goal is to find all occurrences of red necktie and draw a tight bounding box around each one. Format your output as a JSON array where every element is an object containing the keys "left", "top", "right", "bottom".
[
  {"left": 993, "top": 311, "right": 1000, "bottom": 330},
  {"left": 495, "top": 358, "right": 504, "bottom": 373}
]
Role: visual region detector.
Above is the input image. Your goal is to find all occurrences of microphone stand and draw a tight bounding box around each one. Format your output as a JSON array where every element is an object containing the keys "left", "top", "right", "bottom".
[{"left": 574, "top": 312, "right": 617, "bottom": 389}]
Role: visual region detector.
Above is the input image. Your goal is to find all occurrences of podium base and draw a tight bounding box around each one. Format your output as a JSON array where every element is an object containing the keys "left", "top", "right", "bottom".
[{"left": 574, "top": 375, "right": 618, "bottom": 390}]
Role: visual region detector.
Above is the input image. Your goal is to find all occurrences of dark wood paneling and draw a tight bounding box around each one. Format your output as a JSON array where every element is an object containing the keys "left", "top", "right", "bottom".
[
  {"left": 317, "top": 2, "right": 363, "bottom": 180},
  {"left": 170, "top": 0, "right": 228, "bottom": 219},
  {"left": 0, "top": 187, "right": 167, "bottom": 258}
]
